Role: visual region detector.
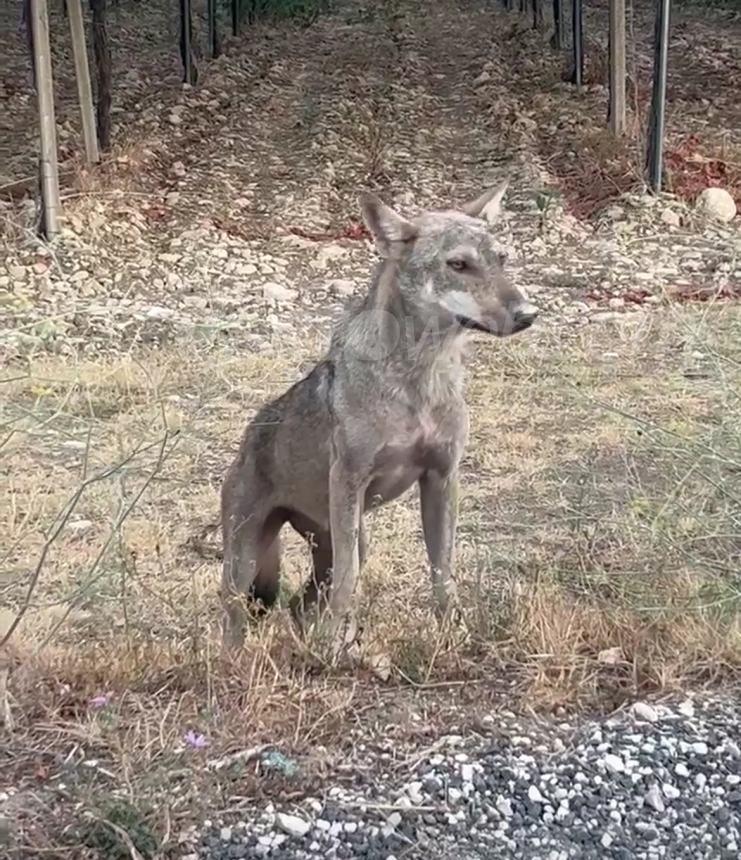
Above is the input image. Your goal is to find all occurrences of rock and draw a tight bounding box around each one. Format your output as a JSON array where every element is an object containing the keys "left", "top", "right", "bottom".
[
  {"left": 275, "top": 813, "right": 311, "bottom": 837},
  {"left": 663, "top": 783, "right": 681, "bottom": 800},
  {"left": 645, "top": 784, "right": 665, "bottom": 813},
  {"left": 328, "top": 278, "right": 356, "bottom": 297},
  {"left": 678, "top": 699, "right": 695, "bottom": 718},
  {"left": 146, "top": 305, "right": 174, "bottom": 320},
  {"left": 528, "top": 785, "right": 545, "bottom": 803},
  {"left": 692, "top": 742, "right": 708, "bottom": 755},
  {"left": 262, "top": 282, "right": 298, "bottom": 303},
  {"left": 496, "top": 795, "right": 514, "bottom": 818},
  {"left": 473, "top": 71, "right": 491, "bottom": 86},
  {"left": 660, "top": 207, "right": 681, "bottom": 227},
  {"left": 696, "top": 187, "right": 736, "bottom": 222},
  {"left": 461, "top": 764, "right": 475, "bottom": 783},
  {"left": 313, "top": 244, "right": 348, "bottom": 271},
  {"left": 602, "top": 754, "right": 625, "bottom": 775},
  {"left": 387, "top": 812, "right": 402, "bottom": 828},
  {"left": 675, "top": 763, "right": 690, "bottom": 778},
  {"left": 405, "top": 782, "right": 424, "bottom": 804},
  {"left": 220, "top": 827, "right": 232, "bottom": 841},
  {"left": 597, "top": 646, "right": 624, "bottom": 665},
  {"left": 632, "top": 702, "right": 659, "bottom": 724}
]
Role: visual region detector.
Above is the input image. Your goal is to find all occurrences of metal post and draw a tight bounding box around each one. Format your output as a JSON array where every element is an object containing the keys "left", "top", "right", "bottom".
[
  {"left": 232, "top": 0, "right": 240, "bottom": 36},
  {"left": 208, "top": 0, "right": 220, "bottom": 58},
  {"left": 552, "top": 0, "right": 563, "bottom": 50},
  {"left": 180, "top": 0, "right": 191, "bottom": 84},
  {"left": 67, "top": 0, "right": 100, "bottom": 164},
  {"left": 533, "top": 0, "right": 542, "bottom": 29},
  {"left": 571, "top": 0, "right": 584, "bottom": 89},
  {"left": 31, "top": 0, "right": 60, "bottom": 238},
  {"left": 608, "top": 0, "right": 626, "bottom": 135},
  {"left": 647, "top": 0, "right": 671, "bottom": 192}
]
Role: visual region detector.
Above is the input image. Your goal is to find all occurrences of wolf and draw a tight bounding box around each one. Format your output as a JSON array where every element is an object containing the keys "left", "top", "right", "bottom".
[{"left": 221, "top": 180, "right": 537, "bottom": 651}]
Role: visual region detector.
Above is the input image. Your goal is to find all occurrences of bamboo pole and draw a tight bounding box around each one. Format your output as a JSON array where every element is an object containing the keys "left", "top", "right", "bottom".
[
  {"left": 67, "top": 0, "right": 100, "bottom": 164},
  {"left": 608, "top": 0, "right": 627, "bottom": 135},
  {"left": 31, "top": 0, "right": 61, "bottom": 238}
]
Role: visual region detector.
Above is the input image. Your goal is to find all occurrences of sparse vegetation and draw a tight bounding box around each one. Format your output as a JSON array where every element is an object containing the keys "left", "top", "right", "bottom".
[
  {"left": 1, "top": 0, "right": 740, "bottom": 853},
  {"left": 3, "top": 300, "right": 740, "bottom": 854}
]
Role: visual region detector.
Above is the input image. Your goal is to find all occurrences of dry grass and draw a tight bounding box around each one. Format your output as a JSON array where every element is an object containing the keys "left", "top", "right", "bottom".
[{"left": 2, "top": 300, "right": 741, "bottom": 854}]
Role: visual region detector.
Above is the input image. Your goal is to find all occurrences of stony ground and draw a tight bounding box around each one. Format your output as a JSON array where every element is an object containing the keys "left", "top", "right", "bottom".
[
  {"left": 2, "top": 0, "right": 741, "bottom": 362},
  {"left": 192, "top": 694, "right": 741, "bottom": 860},
  {"left": 2, "top": 1, "right": 741, "bottom": 858}
]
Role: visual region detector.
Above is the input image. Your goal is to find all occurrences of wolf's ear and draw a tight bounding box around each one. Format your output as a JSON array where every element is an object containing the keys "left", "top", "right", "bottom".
[
  {"left": 359, "top": 192, "right": 417, "bottom": 255},
  {"left": 460, "top": 179, "right": 509, "bottom": 224}
]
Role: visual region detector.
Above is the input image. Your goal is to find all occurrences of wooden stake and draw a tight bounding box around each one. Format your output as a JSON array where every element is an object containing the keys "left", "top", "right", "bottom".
[
  {"left": 90, "top": 0, "right": 111, "bottom": 150},
  {"left": 608, "top": 0, "right": 626, "bottom": 135},
  {"left": 67, "top": 0, "right": 99, "bottom": 164},
  {"left": 31, "top": 0, "right": 60, "bottom": 238},
  {"left": 647, "top": 0, "right": 672, "bottom": 192}
]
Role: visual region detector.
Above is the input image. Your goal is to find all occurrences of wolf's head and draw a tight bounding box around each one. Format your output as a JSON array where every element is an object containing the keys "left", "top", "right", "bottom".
[{"left": 359, "top": 182, "right": 537, "bottom": 337}]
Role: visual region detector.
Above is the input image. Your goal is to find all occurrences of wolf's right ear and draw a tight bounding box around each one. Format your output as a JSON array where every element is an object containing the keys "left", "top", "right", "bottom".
[
  {"left": 460, "top": 179, "right": 509, "bottom": 224},
  {"left": 359, "top": 192, "right": 417, "bottom": 256}
]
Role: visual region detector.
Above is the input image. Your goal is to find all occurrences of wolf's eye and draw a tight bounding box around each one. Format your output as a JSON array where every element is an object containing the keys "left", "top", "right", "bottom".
[{"left": 447, "top": 259, "right": 468, "bottom": 272}]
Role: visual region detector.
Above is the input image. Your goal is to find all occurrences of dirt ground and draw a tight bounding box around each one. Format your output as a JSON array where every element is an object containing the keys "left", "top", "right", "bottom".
[{"left": 1, "top": 0, "right": 741, "bottom": 857}]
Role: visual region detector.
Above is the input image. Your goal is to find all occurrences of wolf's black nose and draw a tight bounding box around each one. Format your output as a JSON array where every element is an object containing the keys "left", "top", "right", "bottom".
[{"left": 512, "top": 304, "right": 538, "bottom": 332}]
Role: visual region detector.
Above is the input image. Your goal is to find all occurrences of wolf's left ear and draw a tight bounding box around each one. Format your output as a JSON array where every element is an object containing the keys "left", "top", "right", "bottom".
[
  {"left": 359, "top": 192, "right": 417, "bottom": 256},
  {"left": 460, "top": 179, "right": 509, "bottom": 224}
]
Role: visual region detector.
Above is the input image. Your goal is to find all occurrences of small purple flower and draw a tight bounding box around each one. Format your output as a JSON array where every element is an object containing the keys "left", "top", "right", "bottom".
[
  {"left": 184, "top": 730, "right": 208, "bottom": 749},
  {"left": 89, "top": 693, "right": 112, "bottom": 710}
]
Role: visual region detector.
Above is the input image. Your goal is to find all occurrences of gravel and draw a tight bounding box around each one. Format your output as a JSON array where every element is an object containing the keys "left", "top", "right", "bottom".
[{"left": 189, "top": 695, "right": 741, "bottom": 860}]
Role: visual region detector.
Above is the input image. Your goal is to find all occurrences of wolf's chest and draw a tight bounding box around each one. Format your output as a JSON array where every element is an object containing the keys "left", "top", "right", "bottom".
[{"left": 363, "top": 409, "right": 465, "bottom": 509}]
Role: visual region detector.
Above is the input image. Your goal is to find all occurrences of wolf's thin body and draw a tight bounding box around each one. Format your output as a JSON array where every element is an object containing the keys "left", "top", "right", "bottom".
[{"left": 221, "top": 182, "right": 537, "bottom": 651}]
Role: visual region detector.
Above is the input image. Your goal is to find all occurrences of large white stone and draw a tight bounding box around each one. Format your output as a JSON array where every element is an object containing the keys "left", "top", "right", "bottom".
[
  {"left": 275, "top": 813, "right": 311, "bottom": 837},
  {"left": 696, "top": 187, "right": 736, "bottom": 222}
]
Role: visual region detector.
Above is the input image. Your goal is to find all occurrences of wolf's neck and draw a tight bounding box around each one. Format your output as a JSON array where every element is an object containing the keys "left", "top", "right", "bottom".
[{"left": 336, "top": 260, "right": 465, "bottom": 384}]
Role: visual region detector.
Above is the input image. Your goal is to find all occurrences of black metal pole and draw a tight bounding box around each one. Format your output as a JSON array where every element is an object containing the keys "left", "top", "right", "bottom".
[
  {"left": 232, "top": 0, "right": 239, "bottom": 36},
  {"left": 647, "top": 0, "right": 671, "bottom": 192},
  {"left": 208, "top": 0, "right": 220, "bottom": 58},
  {"left": 571, "top": 0, "right": 584, "bottom": 88},
  {"left": 552, "top": 0, "right": 563, "bottom": 50}
]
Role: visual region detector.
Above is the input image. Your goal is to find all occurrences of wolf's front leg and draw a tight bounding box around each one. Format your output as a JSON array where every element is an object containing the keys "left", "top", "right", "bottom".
[
  {"left": 326, "top": 457, "right": 363, "bottom": 652},
  {"left": 420, "top": 468, "right": 459, "bottom": 621}
]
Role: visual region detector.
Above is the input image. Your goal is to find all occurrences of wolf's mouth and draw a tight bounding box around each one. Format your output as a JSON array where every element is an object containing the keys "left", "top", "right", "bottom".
[
  {"left": 455, "top": 313, "right": 535, "bottom": 336},
  {"left": 455, "top": 314, "right": 493, "bottom": 334}
]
